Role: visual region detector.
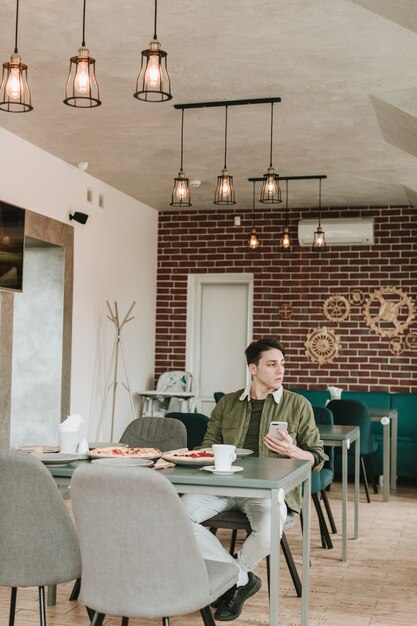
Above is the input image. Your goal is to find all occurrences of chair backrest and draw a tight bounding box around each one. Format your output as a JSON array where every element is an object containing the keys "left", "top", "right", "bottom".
[
  {"left": 214, "top": 391, "right": 225, "bottom": 404},
  {"left": 119, "top": 416, "right": 187, "bottom": 451},
  {"left": 71, "top": 464, "right": 213, "bottom": 618},
  {"left": 156, "top": 370, "right": 192, "bottom": 393},
  {"left": 327, "top": 399, "right": 374, "bottom": 455},
  {"left": 312, "top": 405, "right": 334, "bottom": 473},
  {"left": 165, "top": 412, "right": 209, "bottom": 449},
  {"left": 0, "top": 450, "right": 81, "bottom": 587}
]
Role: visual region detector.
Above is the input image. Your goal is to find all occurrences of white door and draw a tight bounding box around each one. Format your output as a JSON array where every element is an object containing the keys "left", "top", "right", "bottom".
[{"left": 186, "top": 273, "right": 253, "bottom": 416}]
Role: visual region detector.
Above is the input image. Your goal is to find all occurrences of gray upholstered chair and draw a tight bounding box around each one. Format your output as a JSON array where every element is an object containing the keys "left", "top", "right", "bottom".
[
  {"left": 119, "top": 415, "right": 187, "bottom": 451},
  {"left": 71, "top": 464, "right": 239, "bottom": 626},
  {"left": 0, "top": 450, "right": 81, "bottom": 626}
]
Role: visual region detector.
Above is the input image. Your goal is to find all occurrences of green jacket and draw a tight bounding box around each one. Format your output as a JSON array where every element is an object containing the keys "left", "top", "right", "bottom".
[{"left": 200, "top": 388, "right": 327, "bottom": 513}]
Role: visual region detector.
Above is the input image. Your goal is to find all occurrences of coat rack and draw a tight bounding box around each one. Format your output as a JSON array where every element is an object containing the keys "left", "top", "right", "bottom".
[{"left": 95, "top": 301, "right": 137, "bottom": 440}]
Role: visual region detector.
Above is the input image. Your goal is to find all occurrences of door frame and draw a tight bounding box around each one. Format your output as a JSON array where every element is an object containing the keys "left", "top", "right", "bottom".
[{"left": 186, "top": 272, "right": 253, "bottom": 406}]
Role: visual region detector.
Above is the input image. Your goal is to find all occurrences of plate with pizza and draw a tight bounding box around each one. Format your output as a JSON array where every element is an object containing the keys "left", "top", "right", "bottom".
[
  {"left": 88, "top": 446, "right": 161, "bottom": 460},
  {"left": 161, "top": 449, "right": 216, "bottom": 466}
]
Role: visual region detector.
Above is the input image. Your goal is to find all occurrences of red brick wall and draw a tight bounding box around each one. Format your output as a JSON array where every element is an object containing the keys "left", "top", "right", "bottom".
[{"left": 156, "top": 205, "right": 417, "bottom": 393}]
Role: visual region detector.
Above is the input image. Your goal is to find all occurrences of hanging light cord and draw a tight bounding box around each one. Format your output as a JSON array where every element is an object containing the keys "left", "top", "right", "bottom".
[
  {"left": 81, "top": 0, "right": 86, "bottom": 46},
  {"left": 153, "top": 0, "right": 158, "bottom": 40},
  {"left": 285, "top": 179, "right": 289, "bottom": 225},
  {"left": 252, "top": 181, "right": 256, "bottom": 228},
  {"left": 180, "top": 108, "right": 184, "bottom": 171},
  {"left": 269, "top": 102, "right": 274, "bottom": 167},
  {"left": 318, "top": 178, "right": 322, "bottom": 227},
  {"left": 14, "top": 0, "right": 19, "bottom": 53},
  {"left": 224, "top": 105, "right": 229, "bottom": 169}
]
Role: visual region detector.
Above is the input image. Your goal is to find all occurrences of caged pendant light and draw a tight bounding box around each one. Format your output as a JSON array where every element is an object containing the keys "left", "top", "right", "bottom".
[
  {"left": 279, "top": 179, "right": 291, "bottom": 251},
  {"left": 247, "top": 181, "right": 260, "bottom": 250},
  {"left": 0, "top": 0, "right": 33, "bottom": 113},
  {"left": 170, "top": 108, "right": 191, "bottom": 207},
  {"left": 64, "top": 0, "right": 101, "bottom": 108},
  {"left": 312, "top": 177, "right": 327, "bottom": 251},
  {"left": 214, "top": 105, "right": 236, "bottom": 205},
  {"left": 259, "top": 102, "right": 281, "bottom": 203},
  {"left": 134, "top": 0, "right": 172, "bottom": 102}
]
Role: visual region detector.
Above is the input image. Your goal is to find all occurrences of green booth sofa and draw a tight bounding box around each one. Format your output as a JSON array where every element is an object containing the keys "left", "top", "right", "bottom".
[{"left": 290, "top": 388, "right": 417, "bottom": 479}]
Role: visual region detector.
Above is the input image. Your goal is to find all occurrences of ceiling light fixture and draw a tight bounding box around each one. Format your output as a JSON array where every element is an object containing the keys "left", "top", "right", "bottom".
[
  {"left": 64, "top": 0, "right": 101, "bottom": 108},
  {"left": 214, "top": 105, "right": 236, "bottom": 205},
  {"left": 0, "top": 0, "right": 32, "bottom": 113},
  {"left": 247, "top": 181, "right": 260, "bottom": 250},
  {"left": 279, "top": 179, "right": 291, "bottom": 251},
  {"left": 312, "top": 178, "right": 327, "bottom": 251},
  {"left": 134, "top": 0, "right": 172, "bottom": 102},
  {"left": 260, "top": 102, "right": 281, "bottom": 203},
  {"left": 170, "top": 108, "right": 191, "bottom": 207}
]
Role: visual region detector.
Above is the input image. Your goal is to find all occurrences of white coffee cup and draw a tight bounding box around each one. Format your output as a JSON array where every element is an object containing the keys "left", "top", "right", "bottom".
[
  {"left": 59, "top": 430, "right": 79, "bottom": 454},
  {"left": 212, "top": 444, "right": 237, "bottom": 471}
]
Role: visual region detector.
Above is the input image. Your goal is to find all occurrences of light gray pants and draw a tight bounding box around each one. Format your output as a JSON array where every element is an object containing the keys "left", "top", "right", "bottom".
[{"left": 181, "top": 493, "right": 287, "bottom": 581}]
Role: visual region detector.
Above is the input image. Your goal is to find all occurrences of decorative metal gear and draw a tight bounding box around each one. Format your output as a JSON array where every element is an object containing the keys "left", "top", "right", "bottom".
[
  {"left": 389, "top": 337, "right": 404, "bottom": 356},
  {"left": 323, "top": 294, "right": 350, "bottom": 323},
  {"left": 349, "top": 289, "right": 365, "bottom": 306},
  {"left": 278, "top": 303, "right": 293, "bottom": 320},
  {"left": 363, "top": 286, "right": 415, "bottom": 338},
  {"left": 304, "top": 326, "right": 341, "bottom": 365},
  {"left": 405, "top": 331, "right": 417, "bottom": 350}
]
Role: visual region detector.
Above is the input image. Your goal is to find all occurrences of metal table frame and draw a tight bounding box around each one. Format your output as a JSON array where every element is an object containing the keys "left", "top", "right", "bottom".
[
  {"left": 50, "top": 456, "right": 311, "bottom": 626},
  {"left": 319, "top": 424, "right": 360, "bottom": 562},
  {"left": 369, "top": 408, "right": 398, "bottom": 501}
]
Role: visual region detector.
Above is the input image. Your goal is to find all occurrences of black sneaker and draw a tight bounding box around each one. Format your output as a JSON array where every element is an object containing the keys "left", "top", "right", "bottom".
[
  {"left": 210, "top": 584, "right": 237, "bottom": 609},
  {"left": 214, "top": 572, "right": 262, "bottom": 621}
]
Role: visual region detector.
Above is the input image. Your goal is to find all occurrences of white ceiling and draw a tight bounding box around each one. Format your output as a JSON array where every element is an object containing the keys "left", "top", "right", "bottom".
[{"left": 1, "top": 0, "right": 417, "bottom": 212}]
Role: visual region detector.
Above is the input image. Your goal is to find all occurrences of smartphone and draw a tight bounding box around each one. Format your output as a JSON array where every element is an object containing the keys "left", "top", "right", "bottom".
[{"left": 267, "top": 421, "right": 288, "bottom": 440}]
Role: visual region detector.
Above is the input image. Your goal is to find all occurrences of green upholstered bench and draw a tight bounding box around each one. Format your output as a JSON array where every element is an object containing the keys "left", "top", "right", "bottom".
[{"left": 290, "top": 388, "right": 417, "bottom": 478}]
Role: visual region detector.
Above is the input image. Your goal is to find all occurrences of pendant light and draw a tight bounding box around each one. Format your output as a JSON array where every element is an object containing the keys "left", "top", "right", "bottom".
[
  {"left": 214, "top": 106, "right": 236, "bottom": 205},
  {"left": 170, "top": 108, "right": 191, "bottom": 207},
  {"left": 312, "top": 178, "right": 327, "bottom": 250},
  {"left": 64, "top": 0, "right": 101, "bottom": 108},
  {"left": 0, "top": 0, "right": 32, "bottom": 113},
  {"left": 134, "top": 0, "right": 172, "bottom": 102},
  {"left": 260, "top": 102, "right": 281, "bottom": 203},
  {"left": 279, "top": 179, "right": 291, "bottom": 251},
  {"left": 247, "top": 181, "right": 260, "bottom": 249}
]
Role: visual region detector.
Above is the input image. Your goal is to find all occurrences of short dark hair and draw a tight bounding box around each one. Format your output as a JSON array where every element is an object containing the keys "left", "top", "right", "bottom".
[{"left": 245, "top": 337, "right": 285, "bottom": 366}]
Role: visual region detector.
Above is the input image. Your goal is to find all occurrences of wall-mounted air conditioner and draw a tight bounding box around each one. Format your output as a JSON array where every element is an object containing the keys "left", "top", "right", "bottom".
[{"left": 298, "top": 217, "right": 374, "bottom": 247}]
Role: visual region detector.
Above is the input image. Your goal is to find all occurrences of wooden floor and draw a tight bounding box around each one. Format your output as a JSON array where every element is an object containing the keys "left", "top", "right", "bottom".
[{"left": 1, "top": 478, "right": 416, "bottom": 626}]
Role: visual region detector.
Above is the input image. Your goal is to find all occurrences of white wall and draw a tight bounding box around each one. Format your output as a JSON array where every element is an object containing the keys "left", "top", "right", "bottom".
[{"left": 0, "top": 127, "right": 158, "bottom": 443}]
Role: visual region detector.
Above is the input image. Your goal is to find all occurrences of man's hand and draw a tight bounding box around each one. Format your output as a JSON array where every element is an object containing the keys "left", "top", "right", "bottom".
[{"left": 264, "top": 431, "right": 294, "bottom": 456}]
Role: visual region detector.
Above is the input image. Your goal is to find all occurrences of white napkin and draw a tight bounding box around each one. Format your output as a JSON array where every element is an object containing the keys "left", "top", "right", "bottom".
[
  {"left": 59, "top": 414, "right": 84, "bottom": 432},
  {"left": 77, "top": 438, "right": 89, "bottom": 454},
  {"left": 327, "top": 386, "right": 343, "bottom": 400}
]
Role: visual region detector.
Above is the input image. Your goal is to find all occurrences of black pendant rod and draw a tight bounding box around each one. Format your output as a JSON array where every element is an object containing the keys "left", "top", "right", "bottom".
[
  {"left": 252, "top": 181, "right": 256, "bottom": 228},
  {"left": 174, "top": 97, "right": 281, "bottom": 110},
  {"left": 14, "top": 0, "right": 19, "bottom": 53},
  {"left": 153, "top": 0, "right": 158, "bottom": 40},
  {"left": 269, "top": 102, "right": 274, "bottom": 167},
  {"left": 285, "top": 179, "right": 289, "bottom": 224},
  {"left": 224, "top": 106, "right": 228, "bottom": 169},
  {"left": 180, "top": 108, "right": 184, "bottom": 171},
  {"left": 82, "top": 0, "right": 86, "bottom": 46},
  {"left": 248, "top": 175, "right": 327, "bottom": 182},
  {"left": 318, "top": 178, "right": 322, "bottom": 227}
]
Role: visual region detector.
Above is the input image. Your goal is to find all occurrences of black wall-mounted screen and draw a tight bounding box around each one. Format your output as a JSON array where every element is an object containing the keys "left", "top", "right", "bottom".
[{"left": 0, "top": 200, "right": 25, "bottom": 292}]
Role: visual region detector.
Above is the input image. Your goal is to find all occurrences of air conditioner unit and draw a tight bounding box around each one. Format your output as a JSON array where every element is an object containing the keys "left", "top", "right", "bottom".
[{"left": 298, "top": 217, "right": 374, "bottom": 247}]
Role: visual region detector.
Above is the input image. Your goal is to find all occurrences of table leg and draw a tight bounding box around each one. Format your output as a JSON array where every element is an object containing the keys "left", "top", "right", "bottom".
[
  {"left": 269, "top": 488, "right": 280, "bottom": 626},
  {"left": 301, "top": 473, "right": 310, "bottom": 626},
  {"left": 391, "top": 412, "right": 398, "bottom": 490},
  {"left": 354, "top": 432, "right": 359, "bottom": 540},
  {"left": 342, "top": 440, "right": 348, "bottom": 562},
  {"left": 382, "top": 421, "right": 390, "bottom": 502}
]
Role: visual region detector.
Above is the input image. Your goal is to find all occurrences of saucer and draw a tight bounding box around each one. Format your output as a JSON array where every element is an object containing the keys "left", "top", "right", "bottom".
[{"left": 201, "top": 465, "right": 244, "bottom": 475}]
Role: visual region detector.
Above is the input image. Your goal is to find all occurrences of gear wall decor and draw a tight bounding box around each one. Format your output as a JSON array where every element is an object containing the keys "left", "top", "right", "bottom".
[
  {"left": 304, "top": 326, "right": 341, "bottom": 365},
  {"left": 349, "top": 289, "right": 365, "bottom": 305},
  {"left": 323, "top": 294, "right": 350, "bottom": 323},
  {"left": 364, "top": 286, "right": 415, "bottom": 338},
  {"left": 389, "top": 337, "right": 404, "bottom": 356},
  {"left": 405, "top": 331, "right": 417, "bottom": 350},
  {"left": 278, "top": 303, "right": 293, "bottom": 320}
]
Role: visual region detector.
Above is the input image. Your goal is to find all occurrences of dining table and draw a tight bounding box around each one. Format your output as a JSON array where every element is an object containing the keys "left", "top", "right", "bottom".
[
  {"left": 368, "top": 407, "right": 398, "bottom": 501},
  {"left": 319, "top": 424, "right": 360, "bottom": 562},
  {"left": 49, "top": 455, "right": 312, "bottom": 626}
]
